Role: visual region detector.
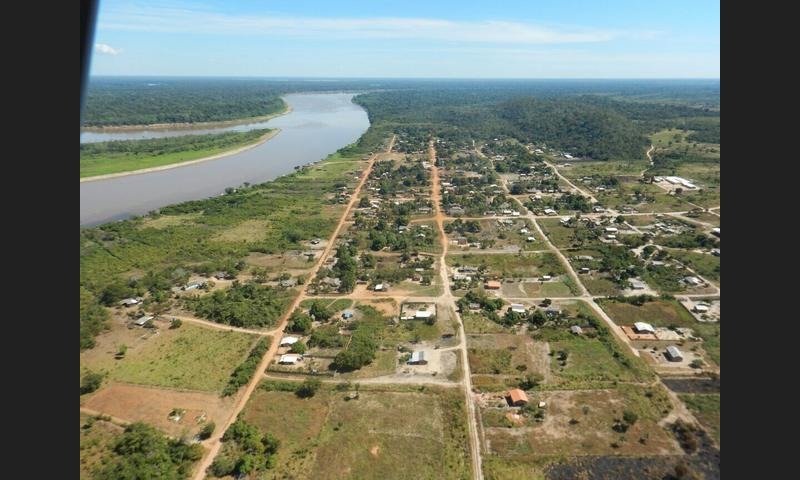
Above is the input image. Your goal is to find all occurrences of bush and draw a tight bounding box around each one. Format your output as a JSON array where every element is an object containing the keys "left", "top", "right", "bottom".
[
  {"left": 622, "top": 409, "right": 639, "bottom": 425},
  {"left": 295, "top": 377, "right": 322, "bottom": 398},
  {"left": 199, "top": 421, "right": 216, "bottom": 440},
  {"left": 80, "top": 371, "right": 104, "bottom": 395},
  {"left": 290, "top": 342, "right": 307, "bottom": 354},
  {"left": 169, "top": 318, "right": 182, "bottom": 329}
]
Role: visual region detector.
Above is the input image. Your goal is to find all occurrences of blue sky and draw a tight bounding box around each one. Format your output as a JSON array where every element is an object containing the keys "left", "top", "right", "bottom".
[{"left": 90, "top": 0, "right": 720, "bottom": 78}]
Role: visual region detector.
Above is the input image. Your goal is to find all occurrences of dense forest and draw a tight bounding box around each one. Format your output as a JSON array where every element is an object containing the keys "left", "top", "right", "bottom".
[
  {"left": 80, "top": 129, "right": 272, "bottom": 158},
  {"left": 354, "top": 81, "right": 719, "bottom": 161}
]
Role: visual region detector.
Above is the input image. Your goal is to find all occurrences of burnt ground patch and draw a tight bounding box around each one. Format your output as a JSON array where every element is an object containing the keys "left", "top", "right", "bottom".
[
  {"left": 546, "top": 422, "right": 720, "bottom": 480},
  {"left": 662, "top": 377, "right": 720, "bottom": 394}
]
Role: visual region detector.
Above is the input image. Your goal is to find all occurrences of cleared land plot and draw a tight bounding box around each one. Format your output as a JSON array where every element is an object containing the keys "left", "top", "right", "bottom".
[
  {"left": 596, "top": 182, "right": 692, "bottom": 213},
  {"left": 80, "top": 322, "right": 259, "bottom": 392},
  {"left": 599, "top": 299, "right": 720, "bottom": 366},
  {"left": 462, "top": 311, "right": 511, "bottom": 334},
  {"left": 445, "top": 218, "right": 539, "bottom": 252},
  {"left": 83, "top": 383, "right": 236, "bottom": 438},
  {"left": 483, "top": 387, "right": 679, "bottom": 460},
  {"left": 447, "top": 252, "right": 566, "bottom": 279},
  {"left": 468, "top": 334, "right": 549, "bottom": 379},
  {"left": 252, "top": 387, "right": 471, "bottom": 480}
]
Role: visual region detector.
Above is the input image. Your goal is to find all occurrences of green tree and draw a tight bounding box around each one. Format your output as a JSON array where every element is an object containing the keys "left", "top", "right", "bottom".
[
  {"left": 80, "top": 371, "right": 104, "bottom": 395},
  {"left": 296, "top": 377, "right": 322, "bottom": 398}
]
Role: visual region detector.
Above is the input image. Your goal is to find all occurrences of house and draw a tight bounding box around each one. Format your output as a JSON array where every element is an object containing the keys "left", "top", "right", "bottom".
[
  {"left": 527, "top": 236, "right": 536, "bottom": 242},
  {"left": 665, "top": 345, "right": 684, "bottom": 362},
  {"left": 120, "top": 297, "right": 141, "bottom": 307},
  {"left": 693, "top": 304, "right": 710, "bottom": 313},
  {"left": 418, "top": 206, "right": 432, "bottom": 214},
  {"left": 711, "top": 227, "right": 720, "bottom": 237},
  {"left": 507, "top": 389, "right": 529, "bottom": 406},
  {"left": 407, "top": 351, "right": 428, "bottom": 365},
  {"left": 629, "top": 278, "right": 648, "bottom": 290},
  {"left": 484, "top": 280, "right": 502, "bottom": 290},
  {"left": 594, "top": 206, "right": 605, "bottom": 213},
  {"left": 468, "top": 303, "right": 481, "bottom": 311},
  {"left": 510, "top": 303, "right": 526, "bottom": 314},
  {"left": 321, "top": 277, "right": 342, "bottom": 288},
  {"left": 711, "top": 248, "right": 720, "bottom": 256},
  {"left": 579, "top": 267, "right": 590, "bottom": 274},
  {"left": 278, "top": 354, "right": 302, "bottom": 365},
  {"left": 311, "top": 238, "right": 321, "bottom": 245},
  {"left": 415, "top": 310, "right": 434, "bottom": 320},
  {"left": 453, "top": 273, "right": 472, "bottom": 281},
  {"left": 560, "top": 217, "right": 571, "bottom": 226},
  {"left": 342, "top": 310, "right": 354, "bottom": 319},
  {"left": 604, "top": 227, "right": 619, "bottom": 233},
  {"left": 683, "top": 276, "right": 703, "bottom": 286},
  {"left": 374, "top": 283, "right": 385, "bottom": 291},
  {"left": 183, "top": 281, "right": 204, "bottom": 291},
  {"left": 459, "top": 266, "right": 479, "bottom": 273},
  {"left": 606, "top": 234, "right": 617, "bottom": 240},
  {"left": 543, "top": 208, "right": 557, "bottom": 216},
  {"left": 520, "top": 228, "right": 529, "bottom": 234},
  {"left": 280, "top": 336, "right": 299, "bottom": 347},
  {"left": 134, "top": 315, "right": 154, "bottom": 326},
  {"left": 279, "top": 278, "right": 297, "bottom": 288},
  {"left": 213, "top": 271, "right": 233, "bottom": 280},
  {"left": 633, "top": 322, "right": 656, "bottom": 334},
  {"left": 448, "top": 206, "right": 466, "bottom": 216},
  {"left": 570, "top": 325, "right": 583, "bottom": 335},
  {"left": 540, "top": 275, "right": 552, "bottom": 281}
]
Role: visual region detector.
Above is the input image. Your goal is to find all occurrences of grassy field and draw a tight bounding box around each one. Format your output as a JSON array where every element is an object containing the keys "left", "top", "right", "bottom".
[
  {"left": 80, "top": 414, "right": 124, "bottom": 479},
  {"left": 299, "top": 298, "right": 354, "bottom": 312},
  {"left": 483, "top": 385, "right": 678, "bottom": 461},
  {"left": 679, "top": 393, "right": 720, "bottom": 444},
  {"left": 668, "top": 249, "right": 720, "bottom": 283},
  {"left": 80, "top": 323, "right": 259, "bottom": 392},
  {"left": 462, "top": 312, "right": 510, "bottom": 334},
  {"left": 243, "top": 383, "right": 472, "bottom": 479},
  {"left": 80, "top": 129, "right": 274, "bottom": 178},
  {"left": 447, "top": 252, "right": 566, "bottom": 278}
]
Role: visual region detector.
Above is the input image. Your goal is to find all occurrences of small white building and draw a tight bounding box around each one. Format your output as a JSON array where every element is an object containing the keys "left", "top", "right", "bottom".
[
  {"left": 408, "top": 351, "right": 428, "bottom": 365},
  {"left": 683, "top": 276, "right": 703, "bottom": 286},
  {"left": 629, "top": 278, "right": 648, "bottom": 290},
  {"left": 134, "top": 315, "right": 154, "bottom": 326},
  {"left": 665, "top": 345, "right": 684, "bottom": 362},
  {"left": 527, "top": 236, "right": 536, "bottom": 242},
  {"left": 414, "top": 310, "right": 434, "bottom": 320},
  {"left": 510, "top": 303, "right": 526, "bottom": 314},
  {"left": 570, "top": 325, "right": 583, "bottom": 335},
  {"left": 605, "top": 227, "right": 619, "bottom": 233},
  {"left": 693, "top": 304, "right": 710, "bottom": 313},
  {"left": 633, "top": 322, "right": 656, "bottom": 334},
  {"left": 280, "top": 336, "right": 299, "bottom": 347},
  {"left": 544, "top": 208, "right": 557, "bottom": 216},
  {"left": 279, "top": 354, "right": 302, "bottom": 365},
  {"left": 541, "top": 275, "right": 552, "bottom": 281},
  {"left": 374, "top": 283, "right": 385, "bottom": 291}
]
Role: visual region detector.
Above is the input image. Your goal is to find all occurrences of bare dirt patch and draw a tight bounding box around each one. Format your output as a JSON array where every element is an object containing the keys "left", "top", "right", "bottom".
[{"left": 83, "top": 383, "right": 237, "bottom": 438}]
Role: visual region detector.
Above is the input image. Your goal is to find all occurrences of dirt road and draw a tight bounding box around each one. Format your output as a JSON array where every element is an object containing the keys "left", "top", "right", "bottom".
[
  {"left": 432, "top": 140, "right": 484, "bottom": 480},
  {"left": 191, "top": 135, "right": 395, "bottom": 480}
]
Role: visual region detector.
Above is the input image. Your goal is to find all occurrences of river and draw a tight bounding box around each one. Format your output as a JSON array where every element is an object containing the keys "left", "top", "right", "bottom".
[{"left": 80, "top": 93, "right": 369, "bottom": 226}]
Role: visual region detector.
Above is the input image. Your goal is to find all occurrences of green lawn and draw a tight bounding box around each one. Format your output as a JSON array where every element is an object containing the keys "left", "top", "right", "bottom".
[
  {"left": 80, "top": 324, "right": 259, "bottom": 392},
  {"left": 80, "top": 129, "right": 274, "bottom": 178},
  {"left": 668, "top": 249, "right": 720, "bottom": 284}
]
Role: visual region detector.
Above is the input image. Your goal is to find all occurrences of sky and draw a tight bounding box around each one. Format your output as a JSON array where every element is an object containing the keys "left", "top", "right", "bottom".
[{"left": 90, "top": 0, "right": 720, "bottom": 78}]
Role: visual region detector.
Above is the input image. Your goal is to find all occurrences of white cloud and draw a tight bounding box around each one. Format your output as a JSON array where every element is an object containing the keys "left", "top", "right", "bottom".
[
  {"left": 94, "top": 43, "right": 121, "bottom": 55},
  {"left": 99, "top": 5, "right": 625, "bottom": 44}
]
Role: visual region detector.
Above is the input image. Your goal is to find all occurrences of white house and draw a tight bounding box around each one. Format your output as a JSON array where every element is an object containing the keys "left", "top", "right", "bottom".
[
  {"left": 279, "top": 354, "right": 302, "bottom": 365},
  {"left": 683, "top": 276, "right": 703, "bottom": 286},
  {"left": 510, "top": 303, "right": 526, "bottom": 314},
  {"left": 693, "top": 304, "right": 710, "bottom": 313},
  {"left": 570, "top": 325, "right": 583, "bottom": 335},
  {"left": 414, "top": 310, "right": 434, "bottom": 320},
  {"left": 134, "top": 315, "right": 154, "bottom": 326},
  {"left": 280, "top": 336, "right": 299, "bottom": 347},
  {"left": 541, "top": 275, "right": 552, "bottom": 281},
  {"left": 544, "top": 208, "right": 557, "bottom": 216},
  {"left": 408, "top": 351, "right": 428, "bottom": 365},
  {"left": 605, "top": 227, "right": 619, "bottom": 233},
  {"left": 633, "top": 322, "right": 656, "bottom": 334}
]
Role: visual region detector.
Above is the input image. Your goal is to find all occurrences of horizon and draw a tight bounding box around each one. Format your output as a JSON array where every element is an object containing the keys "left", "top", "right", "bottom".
[{"left": 90, "top": 0, "right": 720, "bottom": 78}]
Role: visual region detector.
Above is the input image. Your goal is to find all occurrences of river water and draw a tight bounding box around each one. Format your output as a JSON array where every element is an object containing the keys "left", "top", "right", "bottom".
[{"left": 80, "top": 93, "right": 369, "bottom": 226}]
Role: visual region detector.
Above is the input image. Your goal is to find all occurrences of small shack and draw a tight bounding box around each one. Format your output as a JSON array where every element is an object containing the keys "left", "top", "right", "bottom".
[
  {"left": 665, "top": 345, "right": 684, "bottom": 362},
  {"left": 507, "top": 389, "right": 529, "bottom": 406},
  {"left": 407, "top": 351, "right": 428, "bottom": 365}
]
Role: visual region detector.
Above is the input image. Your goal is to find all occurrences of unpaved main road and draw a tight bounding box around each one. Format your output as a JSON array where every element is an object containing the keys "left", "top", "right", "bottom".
[
  {"left": 191, "top": 135, "right": 395, "bottom": 480},
  {"left": 431, "top": 140, "right": 484, "bottom": 480}
]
